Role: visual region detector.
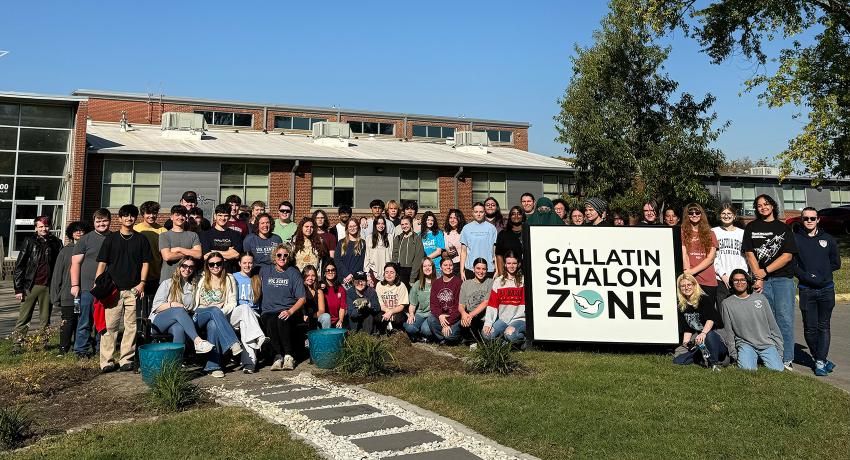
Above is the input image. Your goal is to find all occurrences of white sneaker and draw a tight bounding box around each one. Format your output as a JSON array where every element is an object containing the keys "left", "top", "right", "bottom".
[
  {"left": 194, "top": 340, "right": 214, "bottom": 354},
  {"left": 783, "top": 362, "right": 794, "bottom": 372},
  {"left": 230, "top": 343, "right": 244, "bottom": 356},
  {"left": 283, "top": 354, "right": 295, "bottom": 370},
  {"left": 270, "top": 357, "right": 283, "bottom": 371},
  {"left": 209, "top": 369, "right": 224, "bottom": 378},
  {"left": 469, "top": 343, "right": 478, "bottom": 351}
]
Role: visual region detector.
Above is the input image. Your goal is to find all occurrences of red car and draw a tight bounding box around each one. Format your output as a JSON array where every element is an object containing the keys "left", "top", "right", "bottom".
[{"left": 785, "top": 206, "right": 850, "bottom": 235}]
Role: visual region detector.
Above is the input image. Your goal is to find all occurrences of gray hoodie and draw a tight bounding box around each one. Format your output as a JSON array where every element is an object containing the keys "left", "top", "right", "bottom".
[{"left": 721, "top": 292, "right": 783, "bottom": 355}]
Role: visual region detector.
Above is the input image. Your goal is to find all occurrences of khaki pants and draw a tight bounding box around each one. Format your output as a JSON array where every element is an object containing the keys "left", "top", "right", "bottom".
[
  {"left": 15, "top": 284, "right": 51, "bottom": 334},
  {"left": 100, "top": 289, "right": 138, "bottom": 368}
]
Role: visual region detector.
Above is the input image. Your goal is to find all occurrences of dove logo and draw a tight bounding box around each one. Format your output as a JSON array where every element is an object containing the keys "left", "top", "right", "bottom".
[{"left": 573, "top": 290, "right": 605, "bottom": 319}]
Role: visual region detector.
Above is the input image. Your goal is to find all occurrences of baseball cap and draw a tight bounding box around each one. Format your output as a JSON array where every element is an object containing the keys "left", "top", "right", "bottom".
[
  {"left": 353, "top": 271, "right": 368, "bottom": 281},
  {"left": 181, "top": 191, "right": 198, "bottom": 203}
]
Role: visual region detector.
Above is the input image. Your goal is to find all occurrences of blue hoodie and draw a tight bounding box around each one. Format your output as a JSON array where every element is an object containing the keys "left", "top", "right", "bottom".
[{"left": 793, "top": 224, "right": 840, "bottom": 289}]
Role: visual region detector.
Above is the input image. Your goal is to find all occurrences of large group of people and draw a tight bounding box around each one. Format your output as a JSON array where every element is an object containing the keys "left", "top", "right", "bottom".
[{"left": 11, "top": 190, "right": 839, "bottom": 377}]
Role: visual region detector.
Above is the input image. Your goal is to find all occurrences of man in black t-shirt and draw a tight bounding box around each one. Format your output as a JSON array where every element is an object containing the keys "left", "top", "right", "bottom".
[
  {"left": 95, "top": 204, "right": 152, "bottom": 373},
  {"left": 201, "top": 203, "right": 244, "bottom": 273}
]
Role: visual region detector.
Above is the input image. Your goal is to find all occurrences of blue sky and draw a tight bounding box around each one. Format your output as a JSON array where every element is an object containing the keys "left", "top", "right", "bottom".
[{"left": 0, "top": 1, "right": 806, "bottom": 161}]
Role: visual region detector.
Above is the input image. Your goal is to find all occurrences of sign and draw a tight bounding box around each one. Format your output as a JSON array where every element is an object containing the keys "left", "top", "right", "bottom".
[
  {"left": 525, "top": 226, "right": 682, "bottom": 345},
  {"left": 0, "top": 178, "right": 11, "bottom": 195}
]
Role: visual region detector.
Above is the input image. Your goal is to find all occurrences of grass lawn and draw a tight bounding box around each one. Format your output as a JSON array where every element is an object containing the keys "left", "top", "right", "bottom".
[
  {"left": 368, "top": 351, "right": 850, "bottom": 459},
  {"left": 3, "top": 407, "right": 321, "bottom": 459},
  {"left": 833, "top": 236, "right": 850, "bottom": 295}
]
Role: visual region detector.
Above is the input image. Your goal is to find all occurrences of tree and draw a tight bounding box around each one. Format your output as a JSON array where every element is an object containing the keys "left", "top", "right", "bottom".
[
  {"left": 555, "top": 0, "right": 725, "bottom": 214},
  {"left": 719, "top": 156, "right": 772, "bottom": 174},
  {"left": 647, "top": 0, "right": 850, "bottom": 182}
]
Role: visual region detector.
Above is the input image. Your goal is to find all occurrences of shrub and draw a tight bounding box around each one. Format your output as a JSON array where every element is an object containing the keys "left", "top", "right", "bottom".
[
  {"left": 148, "top": 360, "right": 201, "bottom": 413},
  {"left": 0, "top": 406, "right": 33, "bottom": 450},
  {"left": 336, "top": 333, "right": 398, "bottom": 377},
  {"left": 467, "top": 339, "right": 522, "bottom": 375}
]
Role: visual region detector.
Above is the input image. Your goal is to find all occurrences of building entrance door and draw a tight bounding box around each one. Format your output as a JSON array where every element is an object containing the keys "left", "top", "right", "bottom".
[{"left": 11, "top": 201, "right": 64, "bottom": 257}]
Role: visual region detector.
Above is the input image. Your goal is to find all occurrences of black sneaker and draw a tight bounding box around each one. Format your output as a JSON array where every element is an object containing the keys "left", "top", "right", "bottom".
[
  {"left": 118, "top": 362, "right": 135, "bottom": 372},
  {"left": 101, "top": 363, "right": 119, "bottom": 374},
  {"left": 243, "top": 366, "right": 255, "bottom": 374}
]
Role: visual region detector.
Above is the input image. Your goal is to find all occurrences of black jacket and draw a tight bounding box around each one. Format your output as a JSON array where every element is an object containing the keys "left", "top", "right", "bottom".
[{"left": 13, "top": 233, "right": 62, "bottom": 294}]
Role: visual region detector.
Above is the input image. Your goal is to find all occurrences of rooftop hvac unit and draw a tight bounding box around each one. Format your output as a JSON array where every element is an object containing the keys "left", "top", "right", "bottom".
[
  {"left": 312, "top": 122, "right": 351, "bottom": 139},
  {"left": 749, "top": 166, "right": 779, "bottom": 176},
  {"left": 454, "top": 130, "right": 489, "bottom": 147},
  {"left": 161, "top": 112, "right": 206, "bottom": 131}
]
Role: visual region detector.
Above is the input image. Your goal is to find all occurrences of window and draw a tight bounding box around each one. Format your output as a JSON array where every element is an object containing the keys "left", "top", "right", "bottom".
[
  {"left": 412, "top": 125, "right": 455, "bottom": 139},
  {"left": 543, "top": 175, "right": 576, "bottom": 199},
  {"left": 348, "top": 120, "right": 395, "bottom": 136},
  {"left": 474, "top": 129, "right": 512, "bottom": 144},
  {"left": 102, "top": 160, "right": 161, "bottom": 208},
  {"left": 219, "top": 163, "right": 269, "bottom": 203},
  {"left": 830, "top": 187, "right": 850, "bottom": 206},
  {"left": 471, "top": 172, "right": 507, "bottom": 205},
  {"left": 730, "top": 183, "right": 756, "bottom": 216},
  {"left": 274, "top": 116, "right": 327, "bottom": 130},
  {"left": 194, "top": 110, "right": 253, "bottom": 127},
  {"left": 312, "top": 166, "right": 354, "bottom": 207},
  {"left": 782, "top": 185, "right": 807, "bottom": 210},
  {"left": 400, "top": 169, "right": 439, "bottom": 209}
]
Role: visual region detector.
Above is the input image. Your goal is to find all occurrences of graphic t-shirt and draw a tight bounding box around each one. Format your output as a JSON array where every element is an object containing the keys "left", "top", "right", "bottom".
[
  {"left": 233, "top": 272, "right": 258, "bottom": 311},
  {"left": 460, "top": 278, "right": 494, "bottom": 313},
  {"left": 259, "top": 265, "right": 305, "bottom": 314},
  {"left": 226, "top": 218, "right": 249, "bottom": 238},
  {"left": 742, "top": 219, "right": 798, "bottom": 278},
  {"left": 243, "top": 233, "right": 283, "bottom": 269},
  {"left": 375, "top": 283, "right": 410, "bottom": 311},
  {"left": 430, "top": 276, "right": 463, "bottom": 325},
  {"left": 684, "top": 230, "right": 719, "bottom": 286},
  {"left": 420, "top": 230, "right": 445, "bottom": 273},
  {"left": 201, "top": 227, "right": 244, "bottom": 273},
  {"left": 679, "top": 294, "right": 721, "bottom": 333},
  {"left": 711, "top": 226, "right": 747, "bottom": 280}
]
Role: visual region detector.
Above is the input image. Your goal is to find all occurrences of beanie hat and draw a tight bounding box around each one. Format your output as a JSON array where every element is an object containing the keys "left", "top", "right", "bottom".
[{"left": 584, "top": 197, "right": 607, "bottom": 215}]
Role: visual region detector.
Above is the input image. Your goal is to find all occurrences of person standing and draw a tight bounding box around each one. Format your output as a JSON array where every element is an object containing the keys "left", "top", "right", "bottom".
[
  {"left": 164, "top": 191, "right": 211, "bottom": 231},
  {"left": 201, "top": 204, "right": 244, "bottom": 273},
  {"left": 442, "top": 209, "right": 465, "bottom": 277},
  {"left": 459, "top": 202, "right": 497, "bottom": 281},
  {"left": 520, "top": 193, "right": 535, "bottom": 219},
  {"left": 159, "top": 205, "right": 202, "bottom": 282},
  {"left": 392, "top": 216, "right": 424, "bottom": 288},
  {"left": 95, "top": 205, "right": 152, "bottom": 373},
  {"left": 332, "top": 205, "right": 353, "bottom": 241},
  {"left": 569, "top": 208, "right": 585, "bottom": 226},
  {"left": 51, "top": 221, "right": 89, "bottom": 354},
  {"left": 793, "top": 207, "right": 840, "bottom": 376},
  {"left": 70, "top": 208, "right": 112, "bottom": 358},
  {"left": 664, "top": 207, "right": 681, "bottom": 227},
  {"left": 483, "top": 197, "right": 505, "bottom": 232},
  {"left": 244, "top": 213, "right": 284, "bottom": 270},
  {"left": 224, "top": 195, "right": 249, "bottom": 238},
  {"left": 711, "top": 203, "right": 747, "bottom": 301},
  {"left": 292, "top": 217, "right": 326, "bottom": 272},
  {"left": 420, "top": 211, "right": 445, "bottom": 274},
  {"left": 13, "top": 216, "right": 62, "bottom": 336},
  {"left": 552, "top": 199, "right": 569, "bottom": 225},
  {"left": 312, "top": 209, "right": 337, "bottom": 258},
  {"left": 429, "top": 258, "right": 463, "bottom": 344},
  {"left": 721, "top": 269, "right": 784, "bottom": 372},
  {"left": 583, "top": 198, "right": 608, "bottom": 226},
  {"left": 681, "top": 203, "right": 718, "bottom": 308},
  {"left": 134, "top": 201, "right": 166, "bottom": 301},
  {"left": 526, "top": 197, "right": 565, "bottom": 226},
  {"left": 248, "top": 201, "right": 266, "bottom": 226},
  {"left": 364, "top": 199, "right": 394, "bottom": 237},
  {"left": 495, "top": 206, "right": 525, "bottom": 275},
  {"left": 364, "top": 216, "right": 393, "bottom": 285},
  {"left": 335, "top": 219, "right": 366, "bottom": 287},
  {"left": 272, "top": 201, "right": 297, "bottom": 242},
  {"left": 742, "top": 194, "right": 798, "bottom": 370},
  {"left": 637, "top": 201, "right": 660, "bottom": 226},
  {"left": 386, "top": 200, "right": 402, "bottom": 227}
]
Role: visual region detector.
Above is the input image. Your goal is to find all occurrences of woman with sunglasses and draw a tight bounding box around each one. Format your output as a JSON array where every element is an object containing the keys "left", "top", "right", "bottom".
[
  {"left": 311, "top": 209, "right": 337, "bottom": 258},
  {"left": 334, "top": 219, "right": 366, "bottom": 288},
  {"left": 320, "top": 260, "right": 347, "bottom": 328},
  {"left": 681, "top": 203, "right": 719, "bottom": 311},
  {"left": 302, "top": 265, "right": 331, "bottom": 329},
  {"left": 293, "top": 217, "right": 327, "bottom": 272},
  {"left": 231, "top": 252, "right": 268, "bottom": 373},
  {"left": 150, "top": 257, "right": 214, "bottom": 354},
  {"left": 260, "top": 243, "right": 306, "bottom": 370},
  {"left": 193, "top": 252, "right": 243, "bottom": 378},
  {"left": 243, "top": 213, "right": 283, "bottom": 271},
  {"left": 364, "top": 216, "right": 392, "bottom": 286}
]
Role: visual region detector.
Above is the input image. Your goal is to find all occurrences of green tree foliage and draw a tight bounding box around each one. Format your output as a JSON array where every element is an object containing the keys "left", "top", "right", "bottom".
[
  {"left": 647, "top": 0, "right": 850, "bottom": 181},
  {"left": 555, "top": 0, "right": 725, "bottom": 213}
]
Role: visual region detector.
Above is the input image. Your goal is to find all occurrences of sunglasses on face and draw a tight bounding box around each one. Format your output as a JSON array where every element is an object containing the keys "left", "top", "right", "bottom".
[
  {"left": 802, "top": 216, "right": 818, "bottom": 222},
  {"left": 179, "top": 264, "right": 195, "bottom": 270},
  {"left": 207, "top": 261, "right": 223, "bottom": 268},
  {"left": 325, "top": 268, "right": 336, "bottom": 273},
  {"left": 687, "top": 211, "right": 701, "bottom": 216},
  {"left": 276, "top": 253, "right": 289, "bottom": 258},
  {"left": 279, "top": 209, "right": 291, "bottom": 214}
]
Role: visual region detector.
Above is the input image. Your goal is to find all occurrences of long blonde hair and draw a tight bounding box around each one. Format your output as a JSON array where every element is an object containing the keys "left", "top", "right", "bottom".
[
  {"left": 340, "top": 220, "right": 364, "bottom": 257},
  {"left": 676, "top": 273, "right": 704, "bottom": 311},
  {"left": 168, "top": 256, "right": 196, "bottom": 302},
  {"left": 202, "top": 251, "right": 229, "bottom": 304}
]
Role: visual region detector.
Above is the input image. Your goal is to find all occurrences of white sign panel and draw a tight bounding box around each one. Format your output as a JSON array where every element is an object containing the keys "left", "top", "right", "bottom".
[{"left": 526, "top": 226, "right": 681, "bottom": 345}]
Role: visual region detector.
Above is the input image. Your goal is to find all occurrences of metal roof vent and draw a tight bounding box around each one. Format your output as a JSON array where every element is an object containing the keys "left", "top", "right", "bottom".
[
  {"left": 161, "top": 112, "right": 205, "bottom": 140},
  {"left": 312, "top": 122, "right": 352, "bottom": 147},
  {"left": 453, "top": 130, "right": 489, "bottom": 154}
]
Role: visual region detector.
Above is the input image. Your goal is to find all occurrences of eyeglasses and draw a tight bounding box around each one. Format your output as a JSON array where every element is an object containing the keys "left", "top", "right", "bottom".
[
  {"left": 732, "top": 279, "right": 748, "bottom": 284},
  {"left": 207, "top": 261, "right": 223, "bottom": 268},
  {"left": 279, "top": 209, "right": 291, "bottom": 214},
  {"left": 276, "top": 253, "right": 289, "bottom": 258},
  {"left": 801, "top": 216, "right": 818, "bottom": 222},
  {"left": 179, "top": 264, "right": 195, "bottom": 270},
  {"left": 687, "top": 210, "right": 701, "bottom": 216}
]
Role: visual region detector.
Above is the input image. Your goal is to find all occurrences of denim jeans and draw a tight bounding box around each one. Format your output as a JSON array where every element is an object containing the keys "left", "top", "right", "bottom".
[
  {"left": 483, "top": 319, "right": 526, "bottom": 343},
  {"left": 762, "top": 276, "right": 796, "bottom": 363},
  {"left": 673, "top": 330, "right": 728, "bottom": 366},
  {"left": 403, "top": 314, "right": 433, "bottom": 340},
  {"left": 152, "top": 307, "right": 199, "bottom": 344},
  {"left": 799, "top": 285, "right": 836, "bottom": 363},
  {"left": 74, "top": 290, "right": 100, "bottom": 356},
  {"left": 194, "top": 307, "right": 239, "bottom": 372},
  {"left": 737, "top": 343, "right": 784, "bottom": 371},
  {"left": 427, "top": 315, "right": 461, "bottom": 343}
]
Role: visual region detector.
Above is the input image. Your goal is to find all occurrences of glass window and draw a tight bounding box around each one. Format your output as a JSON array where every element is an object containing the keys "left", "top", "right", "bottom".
[
  {"left": 443, "top": 127, "right": 455, "bottom": 138},
  {"left": 543, "top": 175, "right": 576, "bottom": 199},
  {"left": 19, "top": 105, "right": 72, "bottom": 129},
  {"left": 312, "top": 166, "right": 354, "bottom": 207},
  {"left": 348, "top": 121, "right": 363, "bottom": 133},
  {"left": 471, "top": 172, "right": 507, "bottom": 205},
  {"left": 0, "top": 152, "right": 14, "bottom": 175},
  {"left": 214, "top": 112, "right": 233, "bottom": 126},
  {"left": 102, "top": 160, "right": 161, "bottom": 207},
  {"left": 379, "top": 123, "right": 394, "bottom": 135},
  {"left": 830, "top": 187, "right": 850, "bottom": 206},
  {"left": 16, "top": 177, "right": 64, "bottom": 200},
  {"left": 195, "top": 110, "right": 252, "bottom": 127},
  {"left": 292, "top": 117, "right": 310, "bottom": 130},
  {"left": 195, "top": 111, "right": 214, "bottom": 125},
  {"left": 782, "top": 185, "right": 807, "bottom": 210},
  {"left": 18, "top": 129, "right": 70, "bottom": 152},
  {"left": 400, "top": 169, "right": 438, "bottom": 209},
  {"left": 487, "top": 130, "right": 499, "bottom": 142},
  {"left": 348, "top": 121, "right": 393, "bottom": 135},
  {"left": 233, "top": 113, "right": 252, "bottom": 127},
  {"left": 16, "top": 153, "right": 66, "bottom": 176},
  {"left": 413, "top": 125, "right": 457, "bottom": 139},
  {"left": 730, "top": 184, "right": 757, "bottom": 216},
  {"left": 0, "top": 127, "right": 16, "bottom": 150},
  {"left": 362, "top": 122, "right": 378, "bottom": 134},
  {"left": 412, "top": 125, "right": 427, "bottom": 137},
  {"left": 218, "top": 163, "right": 269, "bottom": 203},
  {"left": 0, "top": 104, "right": 20, "bottom": 126},
  {"left": 274, "top": 116, "right": 292, "bottom": 129}
]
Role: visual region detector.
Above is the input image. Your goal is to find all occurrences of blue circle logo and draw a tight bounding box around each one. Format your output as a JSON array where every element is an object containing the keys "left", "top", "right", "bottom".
[{"left": 574, "top": 290, "right": 605, "bottom": 318}]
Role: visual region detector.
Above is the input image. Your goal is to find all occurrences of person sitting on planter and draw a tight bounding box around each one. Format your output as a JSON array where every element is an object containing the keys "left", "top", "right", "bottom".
[
  {"left": 302, "top": 264, "right": 331, "bottom": 329},
  {"left": 375, "top": 262, "right": 409, "bottom": 334},
  {"left": 483, "top": 251, "right": 526, "bottom": 344},
  {"left": 150, "top": 257, "right": 214, "bottom": 354},
  {"left": 428, "top": 258, "right": 463, "bottom": 344},
  {"left": 673, "top": 273, "right": 728, "bottom": 369},
  {"left": 721, "top": 269, "right": 784, "bottom": 372},
  {"left": 194, "top": 252, "right": 244, "bottom": 378},
  {"left": 404, "top": 258, "right": 435, "bottom": 342},
  {"left": 320, "top": 261, "right": 347, "bottom": 329},
  {"left": 346, "top": 271, "right": 381, "bottom": 334}
]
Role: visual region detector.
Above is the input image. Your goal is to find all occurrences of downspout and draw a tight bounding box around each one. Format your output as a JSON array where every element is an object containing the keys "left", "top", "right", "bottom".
[
  {"left": 263, "top": 106, "right": 268, "bottom": 131},
  {"left": 453, "top": 166, "right": 464, "bottom": 209},
  {"left": 290, "top": 160, "right": 300, "bottom": 211}
]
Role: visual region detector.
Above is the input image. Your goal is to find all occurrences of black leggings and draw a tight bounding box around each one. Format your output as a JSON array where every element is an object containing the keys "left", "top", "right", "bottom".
[
  {"left": 59, "top": 304, "right": 77, "bottom": 353},
  {"left": 261, "top": 312, "right": 303, "bottom": 358}
]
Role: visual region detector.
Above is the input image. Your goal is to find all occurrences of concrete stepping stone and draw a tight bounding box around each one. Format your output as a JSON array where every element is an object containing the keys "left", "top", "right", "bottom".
[
  {"left": 259, "top": 388, "right": 329, "bottom": 403},
  {"left": 351, "top": 430, "right": 443, "bottom": 453},
  {"left": 389, "top": 448, "right": 482, "bottom": 459},
  {"left": 325, "top": 415, "right": 411, "bottom": 436},
  {"left": 246, "top": 383, "right": 305, "bottom": 395},
  {"left": 279, "top": 396, "right": 353, "bottom": 410},
  {"left": 301, "top": 404, "right": 380, "bottom": 421}
]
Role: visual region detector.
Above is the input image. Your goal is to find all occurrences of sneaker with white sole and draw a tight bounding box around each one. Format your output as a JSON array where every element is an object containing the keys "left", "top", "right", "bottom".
[
  {"left": 209, "top": 369, "right": 225, "bottom": 378},
  {"left": 783, "top": 362, "right": 794, "bottom": 372},
  {"left": 270, "top": 357, "right": 283, "bottom": 371},
  {"left": 283, "top": 354, "right": 295, "bottom": 370},
  {"left": 230, "top": 343, "right": 243, "bottom": 356},
  {"left": 194, "top": 340, "right": 214, "bottom": 354}
]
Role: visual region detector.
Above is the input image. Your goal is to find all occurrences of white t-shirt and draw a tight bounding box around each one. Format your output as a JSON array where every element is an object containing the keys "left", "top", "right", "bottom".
[{"left": 711, "top": 226, "right": 747, "bottom": 279}]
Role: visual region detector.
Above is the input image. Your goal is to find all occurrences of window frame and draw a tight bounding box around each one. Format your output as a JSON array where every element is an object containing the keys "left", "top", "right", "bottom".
[
  {"left": 311, "top": 166, "right": 355, "bottom": 208},
  {"left": 542, "top": 175, "right": 576, "bottom": 199},
  {"left": 218, "top": 162, "right": 270, "bottom": 204},
  {"left": 471, "top": 171, "right": 507, "bottom": 206},
  {"left": 412, "top": 124, "right": 456, "bottom": 139},
  {"left": 781, "top": 184, "right": 807, "bottom": 211},
  {"left": 347, "top": 120, "right": 395, "bottom": 136},
  {"left": 729, "top": 183, "right": 757, "bottom": 216},
  {"left": 829, "top": 186, "right": 850, "bottom": 207},
  {"left": 399, "top": 169, "right": 439, "bottom": 210},
  {"left": 193, "top": 110, "right": 253, "bottom": 128},
  {"left": 101, "top": 159, "right": 162, "bottom": 208},
  {"left": 273, "top": 115, "right": 328, "bottom": 131}
]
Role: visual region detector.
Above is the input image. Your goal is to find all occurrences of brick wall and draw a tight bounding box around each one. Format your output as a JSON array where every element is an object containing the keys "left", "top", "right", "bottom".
[{"left": 69, "top": 101, "right": 88, "bottom": 221}]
